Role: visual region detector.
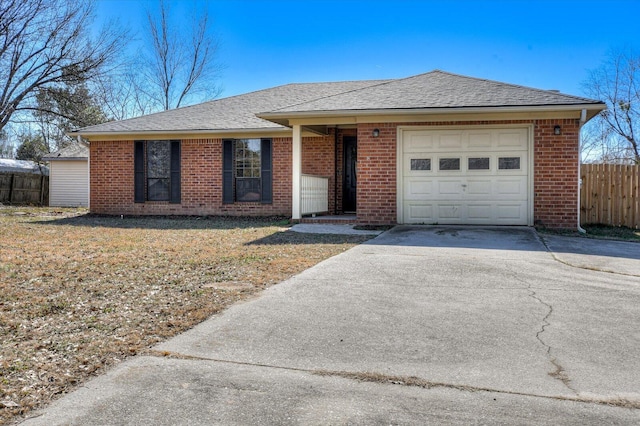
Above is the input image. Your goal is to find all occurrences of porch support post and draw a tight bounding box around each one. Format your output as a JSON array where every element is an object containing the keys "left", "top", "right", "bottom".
[{"left": 292, "top": 124, "right": 302, "bottom": 220}]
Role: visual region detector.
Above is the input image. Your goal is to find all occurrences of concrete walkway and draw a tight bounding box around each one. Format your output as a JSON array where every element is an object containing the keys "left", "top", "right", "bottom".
[
  {"left": 289, "top": 223, "right": 384, "bottom": 235},
  {"left": 23, "top": 227, "right": 640, "bottom": 425}
]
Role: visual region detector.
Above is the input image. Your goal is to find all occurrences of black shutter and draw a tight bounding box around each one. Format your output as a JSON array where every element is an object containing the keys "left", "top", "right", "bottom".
[
  {"left": 260, "top": 138, "right": 272, "bottom": 204},
  {"left": 222, "top": 139, "right": 234, "bottom": 204},
  {"left": 134, "top": 141, "right": 145, "bottom": 203},
  {"left": 170, "top": 140, "right": 181, "bottom": 204}
]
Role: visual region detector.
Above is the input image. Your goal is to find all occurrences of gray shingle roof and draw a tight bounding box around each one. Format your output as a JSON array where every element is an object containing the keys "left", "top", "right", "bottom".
[
  {"left": 266, "top": 70, "right": 601, "bottom": 114},
  {"left": 75, "top": 70, "right": 603, "bottom": 135},
  {"left": 76, "top": 80, "right": 388, "bottom": 134}
]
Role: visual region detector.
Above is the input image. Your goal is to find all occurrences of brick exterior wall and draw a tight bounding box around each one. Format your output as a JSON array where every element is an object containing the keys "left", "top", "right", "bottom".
[
  {"left": 356, "top": 123, "right": 398, "bottom": 224},
  {"left": 90, "top": 138, "right": 294, "bottom": 216},
  {"left": 533, "top": 119, "right": 580, "bottom": 228},
  {"left": 90, "top": 119, "right": 580, "bottom": 229}
]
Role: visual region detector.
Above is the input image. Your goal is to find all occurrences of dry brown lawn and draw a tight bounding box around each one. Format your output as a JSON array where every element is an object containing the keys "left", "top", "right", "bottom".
[{"left": 0, "top": 207, "right": 371, "bottom": 424}]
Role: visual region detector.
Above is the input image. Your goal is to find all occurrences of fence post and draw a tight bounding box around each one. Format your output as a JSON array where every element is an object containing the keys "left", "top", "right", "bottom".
[
  {"left": 40, "top": 174, "right": 45, "bottom": 206},
  {"left": 8, "top": 173, "right": 14, "bottom": 203}
]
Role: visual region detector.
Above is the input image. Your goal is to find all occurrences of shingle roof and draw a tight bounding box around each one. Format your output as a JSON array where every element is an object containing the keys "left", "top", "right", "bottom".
[
  {"left": 266, "top": 70, "right": 602, "bottom": 114},
  {"left": 42, "top": 142, "right": 89, "bottom": 160},
  {"left": 76, "top": 80, "right": 388, "bottom": 134},
  {"left": 75, "top": 70, "right": 603, "bottom": 135}
]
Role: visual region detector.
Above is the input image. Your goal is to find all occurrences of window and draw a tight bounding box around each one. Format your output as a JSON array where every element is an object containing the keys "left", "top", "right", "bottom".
[
  {"left": 498, "top": 157, "right": 521, "bottom": 170},
  {"left": 235, "top": 139, "right": 261, "bottom": 202},
  {"left": 439, "top": 158, "right": 460, "bottom": 171},
  {"left": 223, "top": 139, "right": 272, "bottom": 204},
  {"left": 134, "top": 140, "right": 180, "bottom": 203},
  {"left": 411, "top": 158, "right": 431, "bottom": 171},
  {"left": 468, "top": 157, "right": 490, "bottom": 170},
  {"left": 147, "top": 141, "right": 171, "bottom": 200}
]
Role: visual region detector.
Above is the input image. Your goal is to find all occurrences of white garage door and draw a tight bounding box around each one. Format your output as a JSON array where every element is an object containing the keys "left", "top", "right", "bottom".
[{"left": 400, "top": 127, "right": 531, "bottom": 225}]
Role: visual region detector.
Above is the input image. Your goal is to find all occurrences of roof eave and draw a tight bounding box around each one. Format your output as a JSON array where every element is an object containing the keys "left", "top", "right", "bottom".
[
  {"left": 42, "top": 156, "right": 88, "bottom": 161},
  {"left": 257, "top": 103, "right": 607, "bottom": 126},
  {"left": 68, "top": 127, "right": 292, "bottom": 141}
]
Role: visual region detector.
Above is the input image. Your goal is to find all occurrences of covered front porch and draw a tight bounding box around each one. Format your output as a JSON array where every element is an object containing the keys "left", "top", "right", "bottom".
[{"left": 292, "top": 124, "right": 360, "bottom": 223}]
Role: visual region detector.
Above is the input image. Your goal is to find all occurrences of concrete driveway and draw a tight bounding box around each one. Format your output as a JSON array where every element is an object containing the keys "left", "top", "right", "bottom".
[{"left": 23, "top": 227, "right": 640, "bottom": 425}]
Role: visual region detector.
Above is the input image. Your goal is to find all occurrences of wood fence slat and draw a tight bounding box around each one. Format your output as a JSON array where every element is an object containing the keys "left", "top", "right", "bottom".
[
  {"left": 580, "top": 164, "right": 640, "bottom": 229},
  {"left": 0, "top": 172, "right": 48, "bottom": 205}
]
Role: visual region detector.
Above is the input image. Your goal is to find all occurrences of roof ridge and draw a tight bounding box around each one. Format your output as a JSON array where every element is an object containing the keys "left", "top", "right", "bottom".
[
  {"left": 265, "top": 70, "right": 477, "bottom": 114},
  {"left": 428, "top": 69, "right": 596, "bottom": 103},
  {"left": 268, "top": 79, "right": 398, "bottom": 113}
]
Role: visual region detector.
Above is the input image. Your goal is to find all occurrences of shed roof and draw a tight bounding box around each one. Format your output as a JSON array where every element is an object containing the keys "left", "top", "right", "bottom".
[{"left": 42, "top": 142, "right": 89, "bottom": 161}]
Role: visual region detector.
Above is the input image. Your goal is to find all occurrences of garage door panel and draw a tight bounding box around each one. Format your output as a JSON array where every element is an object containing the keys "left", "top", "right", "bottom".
[
  {"left": 466, "top": 180, "right": 492, "bottom": 195},
  {"left": 467, "top": 204, "right": 492, "bottom": 220},
  {"left": 405, "top": 179, "right": 434, "bottom": 198},
  {"left": 438, "top": 204, "right": 463, "bottom": 219},
  {"left": 496, "top": 204, "right": 526, "bottom": 221},
  {"left": 406, "top": 204, "right": 435, "bottom": 223},
  {"left": 405, "top": 134, "right": 435, "bottom": 151},
  {"left": 497, "top": 129, "right": 528, "bottom": 148},
  {"left": 437, "top": 180, "right": 464, "bottom": 195},
  {"left": 468, "top": 132, "right": 492, "bottom": 149},
  {"left": 401, "top": 127, "right": 530, "bottom": 225},
  {"left": 496, "top": 178, "right": 526, "bottom": 196},
  {"left": 438, "top": 133, "right": 463, "bottom": 149}
]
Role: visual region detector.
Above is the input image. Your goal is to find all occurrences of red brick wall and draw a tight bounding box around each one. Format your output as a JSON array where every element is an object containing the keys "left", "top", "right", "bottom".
[
  {"left": 90, "top": 138, "right": 293, "bottom": 216},
  {"left": 90, "top": 140, "right": 134, "bottom": 214},
  {"left": 356, "top": 124, "right": 398, "bottom": 224},
  {"left": 533, "top": 119, "right": 580, "bottom": 228}
]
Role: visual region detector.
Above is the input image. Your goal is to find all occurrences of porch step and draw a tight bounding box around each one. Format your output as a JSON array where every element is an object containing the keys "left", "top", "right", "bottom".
[{"left": 300, "top": 215, "right": 357, "bottom": 224}]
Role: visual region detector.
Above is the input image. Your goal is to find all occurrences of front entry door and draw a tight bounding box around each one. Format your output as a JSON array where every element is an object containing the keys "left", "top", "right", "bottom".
[{"left": 343, "top": 136, "right": 357, "bottom": 212}]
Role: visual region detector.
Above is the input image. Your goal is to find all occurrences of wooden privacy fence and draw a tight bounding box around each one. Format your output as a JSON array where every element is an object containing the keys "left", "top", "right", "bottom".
[
  {"left": 580, "top": 164, "right": 639, "bottom": 228},
  {"left": 0, "top": 172, "right": 49, "bottom": 205}
]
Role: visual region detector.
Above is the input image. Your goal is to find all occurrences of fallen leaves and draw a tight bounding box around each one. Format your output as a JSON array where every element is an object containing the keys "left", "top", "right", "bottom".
[{"left": 0, "top": 208, "right": 370, "bottom": 424}]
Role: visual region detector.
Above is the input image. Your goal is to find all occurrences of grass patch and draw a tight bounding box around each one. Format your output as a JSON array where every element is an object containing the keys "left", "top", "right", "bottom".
[
  {"left": 581, "top": 224, "right": 640, "bottom": 242},
  {"left": 538, "top": 224, "right": 640, "bottom": 242},
  {"left": 0, "top": 207, "right": 371, "bottom": 423}
]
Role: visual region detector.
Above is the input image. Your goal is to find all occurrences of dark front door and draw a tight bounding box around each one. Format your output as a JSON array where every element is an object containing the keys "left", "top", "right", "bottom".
[{"left": 343, "top": 136, "right": 357, "bottom": 212}]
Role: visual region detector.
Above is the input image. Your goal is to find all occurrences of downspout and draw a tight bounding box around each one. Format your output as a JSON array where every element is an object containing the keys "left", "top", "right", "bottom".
[{"left": 577, "top": 109, "right": 587, "bottom": 234}]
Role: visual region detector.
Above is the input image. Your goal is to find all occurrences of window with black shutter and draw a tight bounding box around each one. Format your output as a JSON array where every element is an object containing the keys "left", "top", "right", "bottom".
[
  {"left": 222, "top": 138, "right": 272, "bottom": 203},
  {"left": 134, "top": 140, "right": 181, "bottom": 203}
]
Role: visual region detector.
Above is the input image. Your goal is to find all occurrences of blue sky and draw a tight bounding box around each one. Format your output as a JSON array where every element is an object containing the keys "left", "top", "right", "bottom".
[{"left": 96, "top": 0, "right": 639, "bottom": 100}]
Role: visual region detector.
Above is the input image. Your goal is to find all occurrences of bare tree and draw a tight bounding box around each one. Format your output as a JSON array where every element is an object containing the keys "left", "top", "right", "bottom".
[
  {"left": 144, "top": 0, "right": 222, "bottom": 111},
  {"left": 0, "top": 129, "right": 13, "bottom": 157},
  {"left": 0, "top": 0, "right": 125, "bottom": 133},
  {"left": 583, "top": 49, "right": 640, "bottom": 164}
]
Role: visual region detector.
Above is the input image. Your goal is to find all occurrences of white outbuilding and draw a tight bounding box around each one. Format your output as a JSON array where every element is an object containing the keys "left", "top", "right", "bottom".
[{"left": 42, "top": 142, "right": 89, "bottom": 207}]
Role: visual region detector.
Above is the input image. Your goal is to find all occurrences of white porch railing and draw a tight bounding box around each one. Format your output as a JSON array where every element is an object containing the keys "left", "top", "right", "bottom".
[{"left": 301, "top": 174, "right": 329, "bottom": 215}]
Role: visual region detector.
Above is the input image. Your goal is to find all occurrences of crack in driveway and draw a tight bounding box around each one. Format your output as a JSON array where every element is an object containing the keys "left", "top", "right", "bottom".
[
  {"left": 535, "top": 233, "right": 640, "bottom": 278},
  {"left": 146, "top": 350, "right": 640, "bottom": 409},
  {"left": 508, "top": 269, "right": 578, "bottom": 394}
]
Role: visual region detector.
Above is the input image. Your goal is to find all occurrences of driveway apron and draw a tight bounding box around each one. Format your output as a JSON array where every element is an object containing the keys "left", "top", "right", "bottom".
[{"left": 23, "top": 227, "right": 640, "bottom": 425}]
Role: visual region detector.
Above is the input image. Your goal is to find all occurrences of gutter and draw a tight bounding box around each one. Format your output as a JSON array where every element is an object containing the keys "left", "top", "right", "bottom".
[
  {"left": 577, "top": 109, "right": 587, "bottom": 234},
  {"left": 257, "top": 103, "right": 607, "bottom": 123},
  {"left": 67, "top": 127, "right": 291, "bottom": 139}
]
